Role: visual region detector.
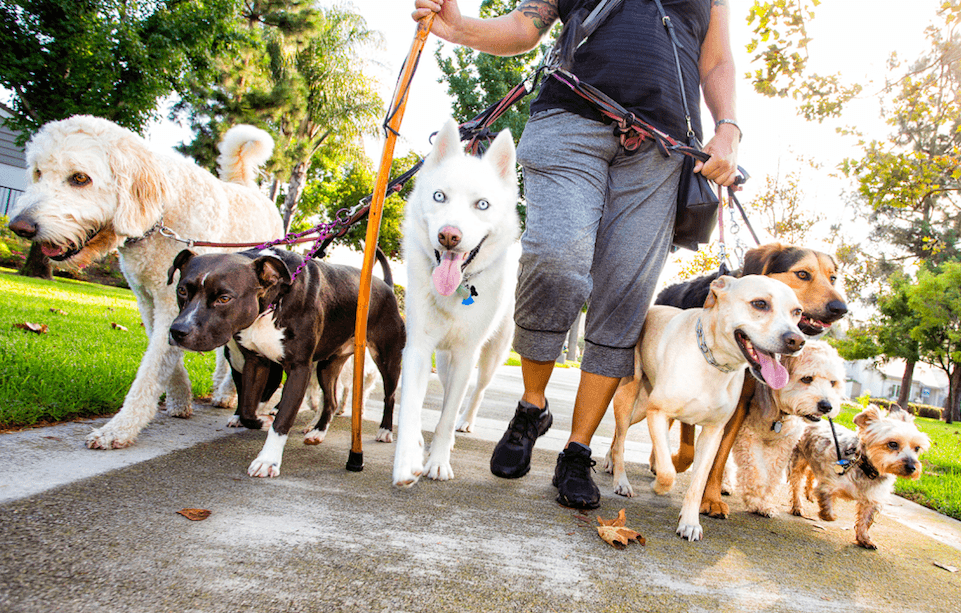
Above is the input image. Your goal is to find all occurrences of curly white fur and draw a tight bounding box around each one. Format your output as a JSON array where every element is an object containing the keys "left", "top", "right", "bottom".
[{"left": 8, "top": 115, "right": 284, "bottom": 449}]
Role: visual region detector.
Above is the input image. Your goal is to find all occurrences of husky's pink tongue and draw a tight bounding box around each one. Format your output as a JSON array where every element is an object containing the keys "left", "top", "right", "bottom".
[
  {"left": 432, "top": 251, "right": 467, "bottom": 296},
  {"left": 757, "top": 351, "right": 789, "bottom": 389}
]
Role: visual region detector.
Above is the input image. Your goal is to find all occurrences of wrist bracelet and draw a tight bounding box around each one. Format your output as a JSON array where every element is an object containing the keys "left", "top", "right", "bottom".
[{"left": 715, "top": 119, "right": 742, "bottom": 141}]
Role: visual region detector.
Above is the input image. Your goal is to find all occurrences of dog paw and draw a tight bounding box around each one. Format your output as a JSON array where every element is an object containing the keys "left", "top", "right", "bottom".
[
  {"left": 393, "top": 447, "right": 424, "bottom": 487},
  {"left": 211, "top": 393, "right": 237, "bottom": 409},
  {"left": 248, "top": 458, "right": 281, "bottom": 478},
  {"left": 613, "top": 479, "right": 635, "bottom": 498},
  {"left": 455, "top": 419, "right": 473, "bottom": 433},
  {"left": 652, "top": 474, "right": 674, "bottom": 496},
  {"left": 424, "top": 458, "right": 454, "bottom": 481},
  {"left": 86, "top": 428, "right": 134, "bottom": 450},
  {"left": 376, "top": 428, "right": 393, "bottom": 443},
  {"left": 856, "top": 538, "right": 878, "bottom": 550},
  {"left": 601, "top": 453, "right": 613, "bottom": 474},
  {"left": 164, "top": 400, "right": 194, "bottom": 419},
  {"left": 789, "top": 506, "right": 804, "bottom": 517},
  {"left": 676, "top": 523, "right": 703, "bottom": 542},
  {"left": 749, "top": 506, "right": 776, "bottom": 518},
  {"left": 303, "top": 429, "right": 326, "bottom": 445},
  {"left": 226, "top": 415, "right": 242, "bottom": 428},
  {"left": 818, "top": 510, "right": 837, "bottom": 522},
  {"left": 699, "top": 498, "right": 730, "bottom": 519}
]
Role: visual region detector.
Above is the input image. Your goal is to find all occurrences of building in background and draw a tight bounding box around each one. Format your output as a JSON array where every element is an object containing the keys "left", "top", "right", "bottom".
[
  {"left": 844, "top": 359, "right": 948, "bottom": 408},
  {"left": 0, "top": 104, "right": 26, "bottom": 217}
]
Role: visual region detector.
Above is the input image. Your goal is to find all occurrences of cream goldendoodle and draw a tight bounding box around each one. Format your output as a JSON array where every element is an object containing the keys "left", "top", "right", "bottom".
[
  {"left": 731, "top": 340, "right": 846, "bottom": 517},
  {"left": 7, "top": 115, "right": 284, "bottom": 449}
]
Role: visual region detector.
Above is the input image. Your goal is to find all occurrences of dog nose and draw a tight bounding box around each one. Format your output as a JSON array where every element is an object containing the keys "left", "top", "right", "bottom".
[
  {"left": 817, "top": 399, "right": 833, "bottom": 414},
  {"left": 827, "top": 300, "right": 848, "bottom": 320},
  {"left": 437, "top": 226, "right": 461, "bottom": 250},
  {"left": 168, "top": 324, "right": 188, "bottom": 346},
  {"left": 8, "top": 215, "right": 37, "bottom": 239},
  {"left": 903, "top": 461, "right": 917, "bottom": 476},
  {"left": 782, "top": 331, "right": 805, "bottom": 353}
]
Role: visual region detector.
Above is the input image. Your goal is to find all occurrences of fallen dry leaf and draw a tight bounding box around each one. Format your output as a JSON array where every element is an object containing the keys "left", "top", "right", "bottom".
[
  {"left": 177, "top": 508, "right": 212, "bottom": 521},
  {"left": 110, "top": 322, "right": 129, "bottom": 331},
  {"left": 934, "top": 562, "right": 958, "bottom": 573},
  {"left": 14, "top": 322, "right": 48, "bottom": 334},
  {"left": 596, "top": 509, "right": 645, "bottom": 549}
]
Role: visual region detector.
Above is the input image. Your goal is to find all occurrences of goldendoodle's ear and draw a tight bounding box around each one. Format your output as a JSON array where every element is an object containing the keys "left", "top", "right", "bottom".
[{"left": 112, "top": 137, "right": 170, "bottom": 237}]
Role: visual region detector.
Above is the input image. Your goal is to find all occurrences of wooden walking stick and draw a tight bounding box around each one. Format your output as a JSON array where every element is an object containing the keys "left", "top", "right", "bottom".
[{"left": 346, "top": 13, "right": 435, "bottom": 472}]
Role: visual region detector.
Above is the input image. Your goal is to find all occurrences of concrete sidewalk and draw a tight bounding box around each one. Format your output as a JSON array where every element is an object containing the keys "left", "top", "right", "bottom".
[{"left": 1, "top": 365, "right": 960, "bottom": 612}]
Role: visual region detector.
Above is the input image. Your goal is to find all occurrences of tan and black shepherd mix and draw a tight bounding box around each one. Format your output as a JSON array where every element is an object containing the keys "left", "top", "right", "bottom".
[{"left": 611, "top": 243, "right": 848, "bottom": 517}]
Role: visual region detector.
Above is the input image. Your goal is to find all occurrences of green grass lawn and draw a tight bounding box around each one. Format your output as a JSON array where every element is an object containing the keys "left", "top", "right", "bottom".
[
  {"left": 834, "top": 403, "right": 961, "bottom": 521},
  {"left": 0, "top": 268, "right": 215, "bottom": 427}
]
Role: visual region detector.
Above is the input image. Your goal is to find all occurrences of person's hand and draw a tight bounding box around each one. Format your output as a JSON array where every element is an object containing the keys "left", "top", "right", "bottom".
[
  {"left": 695, "top": 125, "right": 739, "bottom": 188},
  {"left": 412, "top": 0, "right": 463, "bottom": 43}
]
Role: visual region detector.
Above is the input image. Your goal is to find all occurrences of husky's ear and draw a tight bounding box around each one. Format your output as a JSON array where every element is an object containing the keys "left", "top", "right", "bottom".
[
  {"left": 111, "top": 136, "right": 170, "bottom": 237},
  {"left": 483, "top": 129, "right": 516, "bottom": 184},
  {"left": 424, "top": 118, "right": 462, "bottom": 170}
]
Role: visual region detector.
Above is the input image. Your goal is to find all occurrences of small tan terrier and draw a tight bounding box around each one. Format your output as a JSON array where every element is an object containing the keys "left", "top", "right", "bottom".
[
  {"left": 788, "top": 405, "right": 930, "bottom": 549},
  {"left": 732, "top": 340, "right": 846, "bottom": 517}
]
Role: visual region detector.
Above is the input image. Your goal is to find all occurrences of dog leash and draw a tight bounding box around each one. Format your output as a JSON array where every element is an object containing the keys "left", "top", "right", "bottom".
[{"left": 827, "top": 417, "right": 853, "bottom": 475}]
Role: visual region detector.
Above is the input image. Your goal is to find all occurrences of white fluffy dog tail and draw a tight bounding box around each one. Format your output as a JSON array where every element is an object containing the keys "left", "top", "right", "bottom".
[{"left": 216, "top": 125, "right": 274, "bottom": 187}]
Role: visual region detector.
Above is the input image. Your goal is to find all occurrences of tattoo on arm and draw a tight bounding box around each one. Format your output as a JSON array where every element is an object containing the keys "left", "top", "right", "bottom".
[{"left": 517, "top": 0, "right": 559, "bottom": 36}]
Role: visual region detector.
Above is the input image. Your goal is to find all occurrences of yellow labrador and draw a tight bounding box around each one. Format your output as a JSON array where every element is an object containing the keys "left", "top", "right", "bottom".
[{"left": 609, "top": 275, "right": 804, "bottom": 541}]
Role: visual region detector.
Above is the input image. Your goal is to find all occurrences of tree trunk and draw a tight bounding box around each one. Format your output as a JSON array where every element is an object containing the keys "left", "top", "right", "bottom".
[
  {"left": 948, "top": 366, "right": 961, "bottom": 424},
  {"left": 282, "top": 160, "right": 310, "bottom": 232},
  {"left": 19, "top": 242, "right": 52, "bottom": 279},
  {"left": 268, "top": 177, "right": 280, "bottom": 204},
  {"left": 897, "top": 359, "right": 915, "bottom": 411}
]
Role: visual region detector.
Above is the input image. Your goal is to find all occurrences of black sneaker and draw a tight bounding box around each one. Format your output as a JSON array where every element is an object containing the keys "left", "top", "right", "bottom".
[
  {"left": 553, "top": 442, "right": 601, "bottom": 509},
  {"left": 490, "top": 400, "right": 553, "bottom": 478}
]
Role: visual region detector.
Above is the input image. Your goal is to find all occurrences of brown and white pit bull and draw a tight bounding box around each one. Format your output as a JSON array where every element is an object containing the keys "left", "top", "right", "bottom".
[{"left": 166, "top": 247, "right": 405, "bottom": 477}]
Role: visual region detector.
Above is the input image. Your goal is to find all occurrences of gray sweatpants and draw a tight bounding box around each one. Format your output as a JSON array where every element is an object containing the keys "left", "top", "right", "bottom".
[{"left": 513, "top": 109, "right": 682, "bottom": 378}]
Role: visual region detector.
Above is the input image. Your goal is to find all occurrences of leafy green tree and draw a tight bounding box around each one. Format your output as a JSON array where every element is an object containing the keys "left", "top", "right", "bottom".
[
  {"left": 295, "top": 149, "right": 420, "bottom": 260},
  {"left": 835, "top": 273, "right": 922, "bottom": 410},
  {"left": 175, "top": 1, "right": 383, "bottom": 231},
  {"left": 0, "top": 0, "right": 243, "bottom": 277},
  {"left": 0, "top": 0, "right": 242, "bottom": 139},
  {"left": 908, "top": 262, "right": 961, "bottom": 422}
]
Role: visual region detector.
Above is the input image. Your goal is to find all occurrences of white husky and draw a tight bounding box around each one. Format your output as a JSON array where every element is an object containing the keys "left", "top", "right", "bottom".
[{"left": 392, "top": 118, "right": 521, "bottom": 486}]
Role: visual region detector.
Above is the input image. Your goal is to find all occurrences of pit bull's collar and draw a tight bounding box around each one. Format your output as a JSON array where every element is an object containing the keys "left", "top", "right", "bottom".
[{"left": 695, "top": 317, "right": 738, "bottom": 373}]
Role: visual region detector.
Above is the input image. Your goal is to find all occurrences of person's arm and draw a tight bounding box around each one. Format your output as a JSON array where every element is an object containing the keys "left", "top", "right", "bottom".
[
  {"left": 696, "top": 0, "right": 739, "bottom": 187},
  {"left": 412, "top": 0, "right": 559, "bottom": 56}
]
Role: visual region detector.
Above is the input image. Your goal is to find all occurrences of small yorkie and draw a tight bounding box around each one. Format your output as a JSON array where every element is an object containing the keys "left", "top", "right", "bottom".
[{"left": 787, "top": 404, "right": 930, "bottom": 549}]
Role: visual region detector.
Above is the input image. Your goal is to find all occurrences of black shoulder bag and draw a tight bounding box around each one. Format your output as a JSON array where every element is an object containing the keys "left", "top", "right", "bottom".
[{"left": 653, "top": 0, "right": 721, "bottom": 252}]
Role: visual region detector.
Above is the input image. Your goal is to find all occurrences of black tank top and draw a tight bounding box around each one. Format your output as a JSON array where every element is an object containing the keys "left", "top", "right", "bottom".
[{"left": 531, "top": 0, "right": 711, "bottom": 141}]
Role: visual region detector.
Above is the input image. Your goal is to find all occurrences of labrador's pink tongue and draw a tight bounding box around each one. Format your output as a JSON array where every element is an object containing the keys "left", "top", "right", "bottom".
[
  {"left": 758, "top": 352, "right": 789, "bottom": 389},
  {"left": 432, "top": 251, "right": 466, "bottom": 296}
]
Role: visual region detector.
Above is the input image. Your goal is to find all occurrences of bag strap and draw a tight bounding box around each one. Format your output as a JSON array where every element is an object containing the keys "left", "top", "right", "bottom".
[{"left": 651, "top": 0, "right": 695, "bottom": 140}]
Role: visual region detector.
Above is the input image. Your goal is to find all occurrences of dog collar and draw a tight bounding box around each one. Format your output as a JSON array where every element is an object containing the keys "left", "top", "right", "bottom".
[
  {"left": 123, "top": 219, "right": 164, "bottom": 246},
  {"left": 696, "top": 317, "right": 738, "bottom": 373},
  {"left": 455, "top": 282, "right": 478, "bottom": 305},
  {"left": 857, "top": 451, "right": 880, "bottom": 480}
]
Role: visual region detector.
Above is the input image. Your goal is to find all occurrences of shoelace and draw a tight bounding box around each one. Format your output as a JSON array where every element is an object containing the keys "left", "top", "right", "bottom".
[
  {"left": 507, "top": 411, "right": 542, "bottom": 445},
  {"left": 562, "top": 452, "right": 597, "bottom": 475}
]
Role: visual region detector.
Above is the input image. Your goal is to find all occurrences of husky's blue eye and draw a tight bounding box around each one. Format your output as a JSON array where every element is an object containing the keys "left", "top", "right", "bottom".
[
  {"left": 476, "top": 199, "right": 489, "bottom": 210},
  {"left": 433, "top": 190, "right": 446, "bottom": 202}
]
